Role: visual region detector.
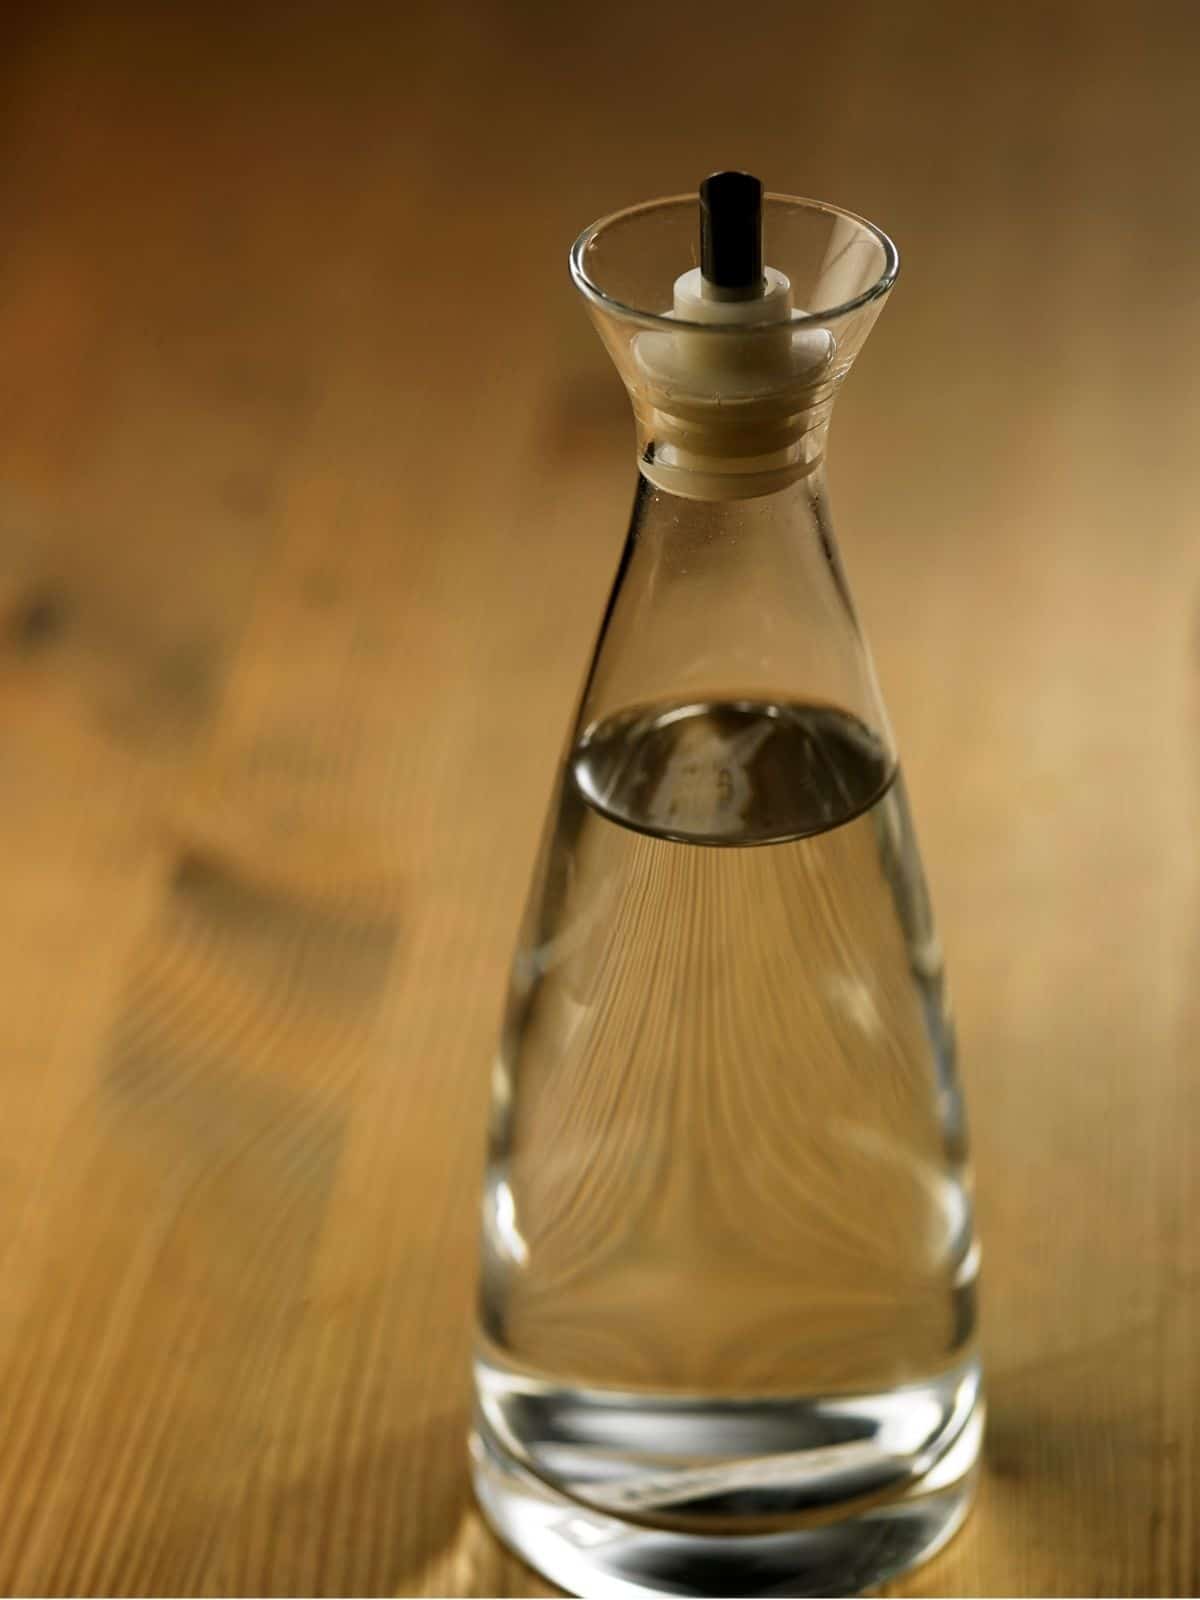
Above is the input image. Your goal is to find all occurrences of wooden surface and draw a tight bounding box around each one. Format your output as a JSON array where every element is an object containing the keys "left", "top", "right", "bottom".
[{"left": 0, "top": 1, "right": 1197, "bottom": 1593}]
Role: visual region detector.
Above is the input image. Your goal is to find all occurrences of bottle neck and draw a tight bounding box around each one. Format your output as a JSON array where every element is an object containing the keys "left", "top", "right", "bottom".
[{"left": 577, "top": 470, "right": 892, "bottom": 771}]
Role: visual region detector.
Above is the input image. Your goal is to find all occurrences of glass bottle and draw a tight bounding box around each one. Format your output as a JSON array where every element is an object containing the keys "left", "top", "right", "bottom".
[{"left": 471, "top": 176, "right": 982, "bottom": 1598}]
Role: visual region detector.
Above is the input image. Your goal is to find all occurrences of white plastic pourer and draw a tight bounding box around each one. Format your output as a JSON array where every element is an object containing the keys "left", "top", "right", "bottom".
[{"left": 632, "top": 172, "right": 836, "bottom": 501}]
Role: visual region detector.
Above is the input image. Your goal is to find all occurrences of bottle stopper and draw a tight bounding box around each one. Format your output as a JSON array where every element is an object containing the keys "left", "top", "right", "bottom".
[{"left": 633, "top": 171, "right": 836, "bottom": 500}]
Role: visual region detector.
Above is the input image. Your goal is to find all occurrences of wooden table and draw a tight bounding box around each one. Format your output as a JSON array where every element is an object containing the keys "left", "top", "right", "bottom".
[{"left": 0, "top": 2, "right": 1196, "bottom": 1593}]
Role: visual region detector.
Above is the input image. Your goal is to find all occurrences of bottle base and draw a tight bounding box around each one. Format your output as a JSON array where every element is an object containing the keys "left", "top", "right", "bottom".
[{"left": 470, "top": 1372, "right": 982, "bottom": 1598}]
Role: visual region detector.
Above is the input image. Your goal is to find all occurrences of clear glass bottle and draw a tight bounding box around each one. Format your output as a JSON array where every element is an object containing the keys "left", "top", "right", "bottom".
[{"left": 471, "top": 177, "right": 982, "bottom": 1598}]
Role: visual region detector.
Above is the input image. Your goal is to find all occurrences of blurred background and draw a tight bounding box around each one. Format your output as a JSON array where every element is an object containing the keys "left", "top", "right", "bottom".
[{"left": 0, "top": 0, "right": 1197, "bottom": 1593}]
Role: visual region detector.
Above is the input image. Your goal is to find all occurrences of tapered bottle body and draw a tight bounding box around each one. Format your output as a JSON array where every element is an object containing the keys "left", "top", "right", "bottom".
[{"left": 472, "top": 191, "right": 982, "bottom": 1599}]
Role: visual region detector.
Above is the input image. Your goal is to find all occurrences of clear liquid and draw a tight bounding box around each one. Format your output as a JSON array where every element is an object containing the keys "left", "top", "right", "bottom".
[{"left": 475, "top": 699, "right": 979, "bottom": 1563}]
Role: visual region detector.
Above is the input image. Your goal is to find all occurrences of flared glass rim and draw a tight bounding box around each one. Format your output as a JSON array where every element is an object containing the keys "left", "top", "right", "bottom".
[{"left": 570, "top": 193, "right": 900, "bottom": 333}]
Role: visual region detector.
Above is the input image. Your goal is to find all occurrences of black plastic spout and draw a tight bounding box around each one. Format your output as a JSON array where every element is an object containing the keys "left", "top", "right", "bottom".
[{"left": 699, "top": 171, "right": 764, "bottom": 297}]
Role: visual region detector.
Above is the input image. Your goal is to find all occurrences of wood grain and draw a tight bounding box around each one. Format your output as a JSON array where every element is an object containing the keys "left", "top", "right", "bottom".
[{"left": 0, "top": 0, "right": 1197, "bottom": 1593}]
